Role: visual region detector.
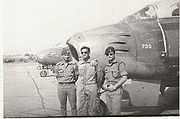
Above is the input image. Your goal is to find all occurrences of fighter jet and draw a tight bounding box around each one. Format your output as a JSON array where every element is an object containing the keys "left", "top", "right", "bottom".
[
  {"left": 35, "top": 43, "right": 68, "bottom": 77},
  {"left": 67, "top": 0, "right": 179, "bottom": 108}
]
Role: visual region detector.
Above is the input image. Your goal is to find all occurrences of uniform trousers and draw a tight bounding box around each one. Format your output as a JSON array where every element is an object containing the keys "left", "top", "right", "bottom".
[
  {"left": 57, "top": 83, "right": 77, "bottom": 116},
  {"left": 105, "top": 87, "right": 123, "bottom": 115},
  {"left": 77, "top": 84, "right": 98, "bottom": 116}
]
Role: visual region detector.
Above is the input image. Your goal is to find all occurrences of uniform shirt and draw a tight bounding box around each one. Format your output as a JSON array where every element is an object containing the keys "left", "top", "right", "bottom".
[
  {"left": 77, "top": 58, "right": 101, "bottom": 85},
  {"left": 105, "top": 60, "right": 128, "bottom": 85},
  {"left": 55, "top": 61, "right": 78, "bottom": 83}
]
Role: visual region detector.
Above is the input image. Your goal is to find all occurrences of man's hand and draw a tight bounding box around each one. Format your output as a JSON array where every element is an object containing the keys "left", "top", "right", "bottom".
[
  {"left": 102, "top": 84, "right": 109, "bottom": 90},
  {"left": 107, "top": 85, "right": 116, "bottom": 92}
]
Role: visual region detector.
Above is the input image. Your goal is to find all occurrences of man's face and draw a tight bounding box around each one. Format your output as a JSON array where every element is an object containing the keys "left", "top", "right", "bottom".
[
  {"left": 62, "top": 53, "right": 70, "bottom": 62},
  {"left": 81, "top": 48, "right": 90, "bottom": 60},
  {"left": 106, "top": 52, "right": 115, "bottom": 61}
]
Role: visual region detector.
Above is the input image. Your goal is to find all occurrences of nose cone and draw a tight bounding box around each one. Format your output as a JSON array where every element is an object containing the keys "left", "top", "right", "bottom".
[
  {"left": 35, "top": 53, "right": 47, "bottom": 64},
  {"left": 36, "top": 48, "right": 62, "bottom": 65}
]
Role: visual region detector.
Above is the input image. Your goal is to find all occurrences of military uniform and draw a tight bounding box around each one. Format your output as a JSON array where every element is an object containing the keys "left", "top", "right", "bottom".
[
  {"left": 76, "top": 58, "right": 102, "bottom": 116},
  {"left": 55, "top": 60, "right": 78, "bottom": 116},
  {"left": 104, "top": 60, "right": 128, "bottom": 115}
]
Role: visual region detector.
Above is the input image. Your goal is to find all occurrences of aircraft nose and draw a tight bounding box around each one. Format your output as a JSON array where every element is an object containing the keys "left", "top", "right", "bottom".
[
  {"left": 38, "top": 54, "right": 45, "bottom": 59},
  {"left": 35, "top": 54, "right": 44, "bottom": 64},
  {"left": 36, "top": 53, "right": 53, "bottom": 63}
]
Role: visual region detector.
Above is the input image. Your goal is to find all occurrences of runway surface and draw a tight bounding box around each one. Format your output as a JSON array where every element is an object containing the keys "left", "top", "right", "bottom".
[{"left": 3, "top": 63, "right": 179, "bottom": 117}]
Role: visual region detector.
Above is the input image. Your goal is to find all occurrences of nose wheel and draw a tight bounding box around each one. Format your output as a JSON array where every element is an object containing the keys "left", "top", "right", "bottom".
[
  {"left": 96, "top": 99, "right": 108, "bottom": 116},
  {"left": 98, "top": 100, "right": 108, "bottom": 116},
  {"left": 40, "top": 70, "right": 47, "bottom": 77}
]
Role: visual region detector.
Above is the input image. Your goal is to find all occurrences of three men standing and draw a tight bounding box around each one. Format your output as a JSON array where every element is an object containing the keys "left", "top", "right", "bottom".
[{"left": 55, "top": 46, "right": 128, "bottom": 116}]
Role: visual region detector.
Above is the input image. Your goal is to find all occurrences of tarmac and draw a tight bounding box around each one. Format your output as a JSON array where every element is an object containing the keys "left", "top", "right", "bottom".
[{"left": 3, "top": 63, "right": 179, "bottom": 117}]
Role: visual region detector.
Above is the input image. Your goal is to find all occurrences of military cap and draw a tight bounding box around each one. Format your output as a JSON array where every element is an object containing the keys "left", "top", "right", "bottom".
[
  {"left": 105, "top": 46, "right": 115, "bottom": 56},
  {"left": 61, "top": 48, "right": 70, "bottom": 55}
]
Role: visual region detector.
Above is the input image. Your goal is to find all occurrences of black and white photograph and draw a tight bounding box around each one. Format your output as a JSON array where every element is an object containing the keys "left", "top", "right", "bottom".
[{"left": 2, "top": 0, "right": 179, "bottom": 118}]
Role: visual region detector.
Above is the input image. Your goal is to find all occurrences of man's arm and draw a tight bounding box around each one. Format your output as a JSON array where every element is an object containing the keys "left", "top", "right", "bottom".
[
  {"left": 91, "top": 59, "right": 103, "bottom": 89},
  {"left": 74, "top": 63, "right": 79, "bottom": 82},
  {"left": 102, "top": 67, "right": 109, "bottom": 90},
  {"left": 96, "top": 63, "right": 103, "bottom": 89},
  {"left": 114, "top": 75, "right": 127, "bottom": 89},
  {"left": 108, "top": 75, "right": 127, "bottom": 91},
  {"left": 54, "top": 65, "right": 59, "bottom": 79}
]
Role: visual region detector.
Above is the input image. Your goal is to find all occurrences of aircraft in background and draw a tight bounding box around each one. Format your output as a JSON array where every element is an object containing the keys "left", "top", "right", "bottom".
[
  {"left": 35, "top": 43, "right": 69, "bottom": 77},
  {"left": 66, "top": 0, "right": 179, "bottom": 110},
  {"left": 3, "top": 55, "right": 30, "bottom": 63}
]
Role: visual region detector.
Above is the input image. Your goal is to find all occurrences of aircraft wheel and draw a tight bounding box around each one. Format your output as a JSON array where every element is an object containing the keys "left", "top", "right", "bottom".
[
  {"left": 96, "top": 99, "right": 108, "bottom": 116},
  {"left": 40, "top": 71, "right": 47, "bottom": 77}
]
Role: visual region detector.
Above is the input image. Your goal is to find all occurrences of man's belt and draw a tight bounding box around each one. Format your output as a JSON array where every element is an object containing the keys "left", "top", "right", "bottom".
[
  {"left": 58, "top": 82, "right": 75, "bottom": 84},
  {"left": 107, "top": 81, "right": 118, "bottom": 85}
]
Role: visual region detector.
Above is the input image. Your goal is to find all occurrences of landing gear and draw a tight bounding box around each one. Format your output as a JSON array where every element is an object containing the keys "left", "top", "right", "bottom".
[
  {"left": 96, "top": 99, "right": 108, "bottom": 116},
  {"left": 95, "top": 90, "right": 108, "bottom": 116},
  {"left": 40, "top": 70, "right": 47, "bottom": 77}
]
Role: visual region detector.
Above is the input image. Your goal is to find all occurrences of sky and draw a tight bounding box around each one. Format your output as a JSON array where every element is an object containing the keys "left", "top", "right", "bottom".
[{"left": 3, "top": 0, "right": 160, "bottom": 55}]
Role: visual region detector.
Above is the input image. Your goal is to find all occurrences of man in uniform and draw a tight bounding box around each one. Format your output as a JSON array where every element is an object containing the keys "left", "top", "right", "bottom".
[
  {"left": 102, "top": 46, "right": 128, "bottom": 115},
  {"left": 54, "top": 48, "right": 78, "bottom": 116},
  {"left": 77, "top": 46, "right": 102, "bottom": 116}
]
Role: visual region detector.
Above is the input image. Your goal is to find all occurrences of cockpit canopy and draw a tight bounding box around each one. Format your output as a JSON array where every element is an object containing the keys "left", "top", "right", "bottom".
[
  {"left": 135, "top": 5, "right": 157, "bottom": 19},
  {"left": 123, "top": 0, "right": 179, "bottom": 21}
]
